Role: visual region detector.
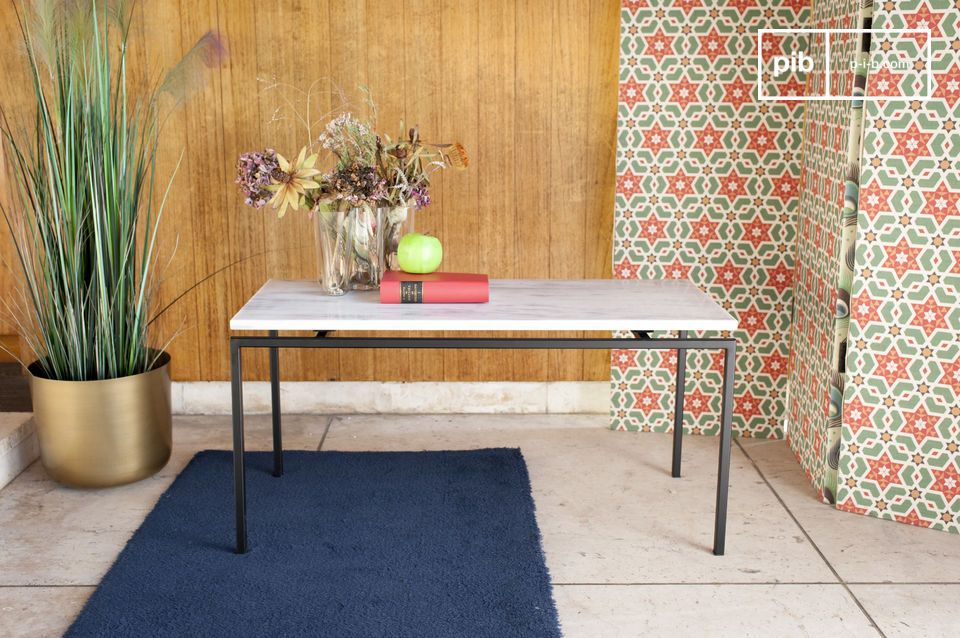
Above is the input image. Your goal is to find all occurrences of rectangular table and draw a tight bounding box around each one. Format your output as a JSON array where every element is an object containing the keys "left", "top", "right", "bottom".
[{"left": 229, "top": 279, "right": 738, "bottom": 555}]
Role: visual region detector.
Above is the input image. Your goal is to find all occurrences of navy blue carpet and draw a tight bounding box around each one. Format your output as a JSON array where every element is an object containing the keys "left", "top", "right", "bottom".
[{"left": 66, "top": 449, "right": 561, "bottom": 638}]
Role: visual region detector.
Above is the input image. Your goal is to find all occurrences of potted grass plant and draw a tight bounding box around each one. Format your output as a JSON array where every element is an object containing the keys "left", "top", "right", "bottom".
[{"left": 0, "top": 1, "right": 224, "bottom": 487}]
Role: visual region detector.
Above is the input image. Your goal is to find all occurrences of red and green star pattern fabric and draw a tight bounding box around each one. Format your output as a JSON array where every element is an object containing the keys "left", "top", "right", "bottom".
[
  {"left": 836, "top": 0, "right": 960, "bottom": 533},
  {"left": 611, "top": 0, "right": 808, "bottom": 439}
]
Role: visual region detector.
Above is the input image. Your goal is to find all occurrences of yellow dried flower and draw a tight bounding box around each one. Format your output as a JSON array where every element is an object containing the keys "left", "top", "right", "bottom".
[{"left": 266, "top": 147, "right": 321, "bottom": 217}]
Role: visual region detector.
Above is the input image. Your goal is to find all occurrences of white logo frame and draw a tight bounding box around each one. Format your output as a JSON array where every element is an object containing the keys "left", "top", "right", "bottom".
[{"left": 757, "top": 28, "right": 932, "bottom": 102}]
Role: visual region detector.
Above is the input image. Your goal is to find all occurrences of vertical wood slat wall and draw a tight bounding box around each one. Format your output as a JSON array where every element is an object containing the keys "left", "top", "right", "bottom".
[{"left": 0, "top": 0, "right": 618, "bottom": 381}]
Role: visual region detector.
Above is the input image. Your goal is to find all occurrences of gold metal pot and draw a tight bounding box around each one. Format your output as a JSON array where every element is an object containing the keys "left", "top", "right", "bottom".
[{"left": 28, "top": 352, "right": 172, "bottom": 488}]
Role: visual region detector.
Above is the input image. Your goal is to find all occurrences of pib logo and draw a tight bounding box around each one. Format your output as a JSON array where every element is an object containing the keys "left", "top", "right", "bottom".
[{"left": 772, "top": 51, "right": 814, "bottom": 77}]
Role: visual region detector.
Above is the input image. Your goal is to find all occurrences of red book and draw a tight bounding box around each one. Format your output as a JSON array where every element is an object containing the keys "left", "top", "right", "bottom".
[{"left": 380, "top": 271, "right": 489, "bottom": 304}]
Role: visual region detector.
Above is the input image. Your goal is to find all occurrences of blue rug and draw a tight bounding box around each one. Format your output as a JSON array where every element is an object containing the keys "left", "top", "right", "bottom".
[{"left": 66, "top": 449, "right": 561, "bottom": 638}]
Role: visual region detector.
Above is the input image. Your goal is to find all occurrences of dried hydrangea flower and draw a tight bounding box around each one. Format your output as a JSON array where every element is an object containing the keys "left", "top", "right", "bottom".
[
  {"left": 411, "top": 186, "right": 431, "bottom": 209},
  {"left": 329, "top": 163, "right": 388, "bottom": 206},
  {"left": 236, "top": 148, "right": 280, "bottom": 209}
]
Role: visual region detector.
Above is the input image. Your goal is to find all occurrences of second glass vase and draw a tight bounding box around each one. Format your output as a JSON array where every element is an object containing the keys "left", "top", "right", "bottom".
[
  {"left": 348, "top": 206, "right": 385, "bottom": 290},
  {"left": 380, "top": 205, "right": 416, "bottom": 272}
]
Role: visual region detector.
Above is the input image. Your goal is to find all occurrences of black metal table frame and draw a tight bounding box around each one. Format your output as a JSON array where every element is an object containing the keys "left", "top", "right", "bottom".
[{"left": 230, "top": 331, "right": 736, "bottom": 556}]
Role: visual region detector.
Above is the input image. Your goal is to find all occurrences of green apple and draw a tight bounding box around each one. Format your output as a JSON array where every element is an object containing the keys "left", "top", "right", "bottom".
[{"left": 397, "top": 233, "right": 443, "bottom": 274}]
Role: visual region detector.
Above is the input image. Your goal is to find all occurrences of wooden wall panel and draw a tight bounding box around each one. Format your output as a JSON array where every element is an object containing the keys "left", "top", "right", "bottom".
[
  {"left": 582, "top": 0, "right": 620, "bottom": 379},
  {"left": 403, "top": 0, "right": 446, "bottom": 382},
  {"left": 0, "top": 2, "right": 33, "bottom": 344},
  {"left": 440, "top": 0, "right": 483, "bottom": 381},
  {"left": 142, "top": 1, "right": 204, "bottom": 381},
  {"left": 0, "top": 0, "right": 618, "bottom": 382},
  {"left": 549, "top": 0, "right": 588, "bottom": 380},
  {"left": 478, "top": 0, "right": 520, "bottom": 381},
  {"left": 515, "top": 0, "right": 553, "bottom": 381}
]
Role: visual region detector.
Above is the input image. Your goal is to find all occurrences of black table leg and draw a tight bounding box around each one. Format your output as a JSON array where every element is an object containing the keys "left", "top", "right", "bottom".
[
  {"left": 269, "top": 330, "right": 283, "bottom": 477},
  {"left": 713, "top": 340, "right": 736, "bottom": 556},
  {"left": 672, "top": 330, "right": 687, "bottom": 478},
  {"left": 231, "top": 340, "right": 249, "bottom": 555}
]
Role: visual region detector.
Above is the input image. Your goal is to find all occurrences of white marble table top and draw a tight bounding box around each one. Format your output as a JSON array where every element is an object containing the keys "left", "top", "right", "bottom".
[{"left": 230, "top": 279, "right": 737, "bottom": 332}]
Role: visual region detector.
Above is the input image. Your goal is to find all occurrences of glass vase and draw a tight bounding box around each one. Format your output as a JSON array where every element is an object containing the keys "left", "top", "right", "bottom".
[
  {"left": 380, "top": 205, "right": 416, "bottom": 272},
  {"left": 348, "top": 206, "right": 385, "bottom": 290},
  {"left": 314, "top": 209, "right": 351, "bottom": 296}
]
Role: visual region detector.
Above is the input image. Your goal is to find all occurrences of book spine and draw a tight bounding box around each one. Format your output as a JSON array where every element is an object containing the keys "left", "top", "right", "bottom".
[{"left": 400, "top": 281, "right": 423, "bottom": 303}]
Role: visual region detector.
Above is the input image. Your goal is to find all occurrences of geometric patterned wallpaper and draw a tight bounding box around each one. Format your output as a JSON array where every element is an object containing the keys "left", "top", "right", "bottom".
[
  {"left": 836, "top": 0, "right": 960, "bottom": 533},
  {"left": 611, "top": 0, "right": 809, "bottom": 439}
]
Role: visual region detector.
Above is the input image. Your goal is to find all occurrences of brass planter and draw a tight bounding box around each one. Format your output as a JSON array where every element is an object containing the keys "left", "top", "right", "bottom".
[{"left": 28, "top": 352, "right": 172, "bottom": 488}]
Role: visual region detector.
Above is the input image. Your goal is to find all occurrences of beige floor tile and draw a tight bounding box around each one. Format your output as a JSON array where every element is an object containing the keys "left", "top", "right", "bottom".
[
  {"left": 0, "top": 587, "right": 93, "bottom": 638},
  {"left": 850, "top": 584, "right": 960, "bottom": 638},
  {"left": 0, "top": 415, "right": 329, "bottom": 586},
  {"left": 739, "top": 439, "right": 960, "bottom": 583},
  {"left": 323, "top": 415, "right": 837, "bottom": 584},
  {"left": 554, "top": 584, "right": 879, "bottom": 638}
]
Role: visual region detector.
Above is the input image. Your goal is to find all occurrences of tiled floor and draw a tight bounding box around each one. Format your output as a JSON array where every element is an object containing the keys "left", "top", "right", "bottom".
[{"left": 1, "top": 414, "right": 957, "bottom": 637}]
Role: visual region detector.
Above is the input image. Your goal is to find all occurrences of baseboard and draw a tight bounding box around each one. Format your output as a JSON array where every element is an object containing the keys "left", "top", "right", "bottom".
[
  {"left": 173, "top": 381, "right": 611, "bottom": 415},
  {"left": 0, "top": 413, "right": 37, "bottom": 490}
]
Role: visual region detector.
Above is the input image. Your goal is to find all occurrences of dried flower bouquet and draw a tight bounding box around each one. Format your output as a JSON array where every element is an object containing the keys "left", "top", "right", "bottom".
[{"left": 236, "top": 86, "right": 468, "bottom": 292}]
